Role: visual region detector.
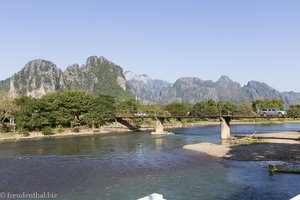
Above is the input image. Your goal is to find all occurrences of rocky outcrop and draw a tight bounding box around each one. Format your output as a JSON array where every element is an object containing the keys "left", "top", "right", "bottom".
[
  {"left": 64, "top": 56, "right": 131, "bottom": 98},
  {"left": 8, "top": 60, "right": 65, "bottom": 97},
  {"left": 2, "top": 56, "right": 132, "bottom": 98}
]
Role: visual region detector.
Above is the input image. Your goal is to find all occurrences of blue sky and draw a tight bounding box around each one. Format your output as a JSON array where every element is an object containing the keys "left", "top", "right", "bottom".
[{"left": 0, "top": 0, "right": 300, "bottom": 92}]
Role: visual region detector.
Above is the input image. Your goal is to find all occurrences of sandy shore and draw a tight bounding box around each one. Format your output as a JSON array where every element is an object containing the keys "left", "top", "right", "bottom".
[
  {"left": 0, "top": 128, "right": 114, "bottom": 142},
  {"left": 184, "top": 131, "right": 300, "bottom": 161},
  {"left": 183, "top": 143, "right": 231, "bottom": 157},
  {"left": 0, "top": 121, "right": 221, "bottom": 142}
]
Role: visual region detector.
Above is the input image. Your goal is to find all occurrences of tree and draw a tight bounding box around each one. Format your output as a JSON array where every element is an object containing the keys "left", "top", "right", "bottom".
[
  {"left": 83, "top": 95, "right": 116, "bottom": 130},
  {"left": 42, "top": 90, "right": 92, "bottom": 127},
  {"left": 143, "top": 104, "right": 169, "bottom": 117},
  {"left": 287, "top": 105, "right": 300, "bottom": 117},
  {"left": 192, "top": 100, "right": 219, "bottom": 116},
  {"left": 115, "top": 99, "right": 140, "bottom": 116},
  {"left": 252, "top": 99, "right": 284, "bottom": 112},
  {"left": 0, "top": 92, "right": 18, "bottom": 131},
  {"left": 14, "top": 96, "right": 50, "bottom": 131},
  {"left": 164, "top": 102, "right": 191, "bottom": 116},
  {"left": 220, "top": 101, "right": 238, "bottom": 115},
  {"left": 237, "top": 102, "right": 255, "bottom": 115},
  {"left": 11, "top": 90, "right": 118, "bottom": 131}
]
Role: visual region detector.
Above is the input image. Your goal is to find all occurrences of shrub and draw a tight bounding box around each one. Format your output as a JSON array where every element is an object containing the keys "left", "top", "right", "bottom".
[
  {"left": 93, "top": 129, "right": 101, "bottom": 133},
  {"left": 0, "top": 123, "right": 10, "bottom": 133},
  {"left": 71, "top": 127, "right": 80, "bottom": 133},
  {"left": 42, "top": 126, "right": 54, "bottom": 136},
  {"left": 18, "top": 129, "right": 29, "bottom": 137},
  {"left": 57, "top": 126, "right": 65, "bottom": 133}
]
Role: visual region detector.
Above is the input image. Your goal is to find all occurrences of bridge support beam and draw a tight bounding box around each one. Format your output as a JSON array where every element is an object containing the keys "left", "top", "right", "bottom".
[
  {"left": 153, "top": 117, "right": 165, "bottom": 134},
  {"left": 220, "top": 117, "right": 231, "bottom": 140}
]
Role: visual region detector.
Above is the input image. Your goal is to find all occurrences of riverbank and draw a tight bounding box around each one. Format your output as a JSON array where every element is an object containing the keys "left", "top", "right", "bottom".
[
  {"left": 0, "top": 127, "right": 113, "bottom": 142},
  {"left": 0, "top": 120, "right": 221, "bottom": 142},
  {"left": 183, "top": 131, "right": 300, "bottom": 161},
  {"left": 1, "top": 119, "right": 300, "bottom": 142}
]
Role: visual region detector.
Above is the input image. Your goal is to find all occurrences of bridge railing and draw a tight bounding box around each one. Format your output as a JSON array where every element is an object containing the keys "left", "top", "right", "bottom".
[{"left": 115, "top": 115, "right": 300, "bottom": 119}]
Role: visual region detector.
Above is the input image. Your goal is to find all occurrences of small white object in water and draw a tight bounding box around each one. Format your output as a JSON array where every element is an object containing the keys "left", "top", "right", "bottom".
[
  {"left": 137, "top": 193, "right": 166, "bottom": 200},
  {"left": 151, "top": 131, "right": 174, "bottom": 135}
]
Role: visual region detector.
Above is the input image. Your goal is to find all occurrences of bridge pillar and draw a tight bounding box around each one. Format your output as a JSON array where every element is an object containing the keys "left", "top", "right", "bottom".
[
  {"left": 220, "top": 117, "right": 231, "bottom": 140},
  {"left": 153, "top": 117, "right": 165, "bottom": 134}
]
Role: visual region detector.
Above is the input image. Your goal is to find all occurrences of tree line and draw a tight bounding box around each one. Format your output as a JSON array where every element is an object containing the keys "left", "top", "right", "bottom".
[{"left": 1, "top": 90, "right": 300, "bottom": 134}]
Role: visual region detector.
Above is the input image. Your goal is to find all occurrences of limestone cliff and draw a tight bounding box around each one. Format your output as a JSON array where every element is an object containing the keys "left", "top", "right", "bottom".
[
  {"left": 1, "top": 56, "right": 132, "bottom": 99},
  {"left": 64, "top": 56, "right": 130, "bottom": 98},
  {"left": 8, "top": 60, "right": 65, "bottom": 97}
]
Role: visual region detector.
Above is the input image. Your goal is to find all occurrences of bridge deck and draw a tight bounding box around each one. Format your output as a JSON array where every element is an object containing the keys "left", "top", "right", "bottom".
[{"left": 115, "top": 115, "right": 299, "bottom": 119}]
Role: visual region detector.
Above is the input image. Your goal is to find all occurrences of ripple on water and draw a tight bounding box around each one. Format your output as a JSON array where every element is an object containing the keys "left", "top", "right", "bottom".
[{"left": 0, "top": 125, "right": 300, "bottom": 199}]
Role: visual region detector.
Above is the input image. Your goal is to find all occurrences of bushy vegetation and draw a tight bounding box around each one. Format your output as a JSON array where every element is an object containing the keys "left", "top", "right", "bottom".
[
  {"left": 0, "top": 123, "right": 10, "bottom": 133},
  {"left": 42, "top": 126, "right": 54, "bottom": 135},
  {"left": 0, "top": 89, "right": 297, "bottom": 134},
  {"left": 0, "top": 90, "right": 117, "bottom": 133},
  {"left": 71, "top": 127, "right": 80, "bottom": 133},
  {"left": 287, "top": 105, "right": 300, "bottom": 117},
  {"left": 18, "top": 129, "right": 29, "bottom": 137},
  {"left": 252, "top": 99, "right": 284, "bottom": 112},
  {"left": 165, "top": 100, "right": 258, "bottom": 117},
  {"left": 56, "top": 126, "right": 65, "bottom": 133}
]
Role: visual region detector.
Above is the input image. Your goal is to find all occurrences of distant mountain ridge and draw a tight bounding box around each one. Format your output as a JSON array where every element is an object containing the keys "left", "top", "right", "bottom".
[
  {"left": 1, "top": 56, "right": 300, "bottom": 105},
  {"left": 125, "top": 71, "right": 300, "bottom": 105}
]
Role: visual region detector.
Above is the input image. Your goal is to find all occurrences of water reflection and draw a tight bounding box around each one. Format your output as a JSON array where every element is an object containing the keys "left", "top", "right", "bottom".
[{"left": 0, "top": 124, "right": 299, "bottom": 199}]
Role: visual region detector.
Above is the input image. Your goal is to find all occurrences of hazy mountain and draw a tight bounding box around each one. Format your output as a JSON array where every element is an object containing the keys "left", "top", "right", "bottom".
[
  {"left": 244, "top": 81, "right": 300, "bottom": 105},
  {"left": 1, "top": 56, "right": 132, "bottom": 98},
  {"left": 124, "top": 71, "right": 172, "bottom": 103},
  {"left": 1, "top": 57, "right": 300, "bottom": 105},
  {"left": 126, "top": 72, "right": 300, "bottom": 105}
]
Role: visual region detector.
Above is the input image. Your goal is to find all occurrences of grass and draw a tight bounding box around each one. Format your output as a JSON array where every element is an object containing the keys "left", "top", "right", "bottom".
[
  {"left": 229, "top": 136, "right": 265, "bottom": 145},
  {"left": 93, "top": 129, "right": 101, "bottom": 133},
  {"left": 56, "top": 126, "right": 65, "bottom": 133},
  {"left": 71, "top": 127, "right": 80, "bottom": 133},
  {"left": 269, "top": 164, "right": 300, "bottom": 174},
  {"left": 269, "top": 168, "right": 300, "bottom": 174}
]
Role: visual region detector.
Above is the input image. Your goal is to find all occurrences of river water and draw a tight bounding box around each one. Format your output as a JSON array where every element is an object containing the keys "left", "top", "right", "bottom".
[{"left": 0, "top": 124, "right": 299, "bottom": 200}]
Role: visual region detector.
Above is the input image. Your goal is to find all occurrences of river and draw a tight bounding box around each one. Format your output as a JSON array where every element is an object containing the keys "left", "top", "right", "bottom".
[{"left": 0, "top": 124, "right": 299, "bottom": 200}]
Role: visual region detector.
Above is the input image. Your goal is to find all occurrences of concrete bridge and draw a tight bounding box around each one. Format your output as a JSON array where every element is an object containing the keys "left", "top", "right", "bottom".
[{"left": 115, "top": 115, "right": 293, "bottom": 140}]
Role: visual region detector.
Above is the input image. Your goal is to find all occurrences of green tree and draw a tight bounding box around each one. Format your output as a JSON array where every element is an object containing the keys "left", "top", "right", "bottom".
[
  {"left": 236, "top": 102, "right": 255, "bottom": 115},
  {"left": 252, "top": 99, "right": 284, "bottom": 112},
  {"left": 287, "top": 105, "right": 300, "bottom": 117},
  {"left": 143, "top": 104, "right": 169, "bottom": 117},
  {"left": 13, "top": 90, "right": 118, "bottom": 131},
  {"left": 0, "top": 92, "right": 18, "bottom": 131},
  {"left": 164, "top": 102, "right": 191, "bottom": 116},
  {"left": 15, "top": 97, "right": 51, "bottom": 131},
  {"left": 192, "top": 100, "right": 219, "bottom": 116},
  {"left": 220, "top": 101, "right": 238, "bottom": 115},
  {"left": 83, "top": 94, "right": 116, "bottom": 130},
  {"left": 115, "top": 99, "right": 140, "bottom": 116},
  {"left": 42, "top": 90, "right": 92, "bottom": 127}
]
